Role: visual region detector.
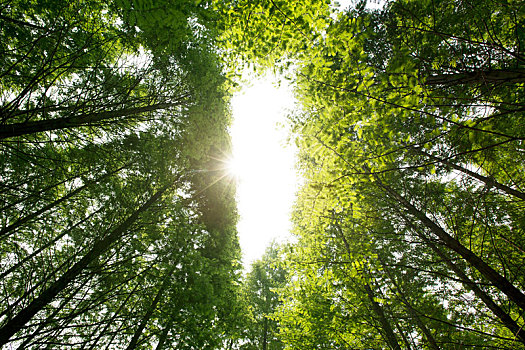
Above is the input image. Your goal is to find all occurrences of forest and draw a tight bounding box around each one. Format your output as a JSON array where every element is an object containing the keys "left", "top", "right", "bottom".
[{"left": 0, "top": 0, "right": 523, "bottom": 349}]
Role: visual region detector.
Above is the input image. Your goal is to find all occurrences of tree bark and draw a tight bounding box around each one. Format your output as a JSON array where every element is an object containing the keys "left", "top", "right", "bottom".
[
  {"left": 377, "top": 256, "right": 440, "bottom": 350},
  {"left": 86, "top": 281, "right": 142, "bottom": 350},
  {"left": 0, "top": 208, "right": 101, "bottom": 280},
  {"left": 334, "top": 224, "right": 401, "bottom": 350},
  {"left": 0, "top": 101, "right": 184, "bottom": 139},
  {"left": 0, "top": 168, "right": 91, "bottom": 213},
  {"left": 393, "top": 320, "right": 413, "bottom": 350},
  {"left": 0, "top": 164, "right": 127, "bottom": 238},
  {"left": 414, "top": 147, "right": 525, "bottom": 200},
  {"left": 14, "top": 277, "right": 91, "bottom": 350},
  {"left": 262, "top": 316, "right": 268, "bottom": 350},
  {"left": 375, "top": 179, "right": 525, "bottom": 314},
  {"left": 424, "top": 68, "right": 525, "bottom": 86},
  {"left": 0, "top": 184, "right": 171, "bottom": 347},
  {"left": 406, "top": 306, "right": 440, "bottom": 350},
  {"left": 154, "top": 318, "right": 173, "bottom": 350},
  {"left": 418, "top": 231, "right": 525, "bottom": 345},
  {"left": 125, "top": 266, "right": 174, "bottom": 350},
  {"left": 363, "top": 283, "right": 401, "bottom": 350}
]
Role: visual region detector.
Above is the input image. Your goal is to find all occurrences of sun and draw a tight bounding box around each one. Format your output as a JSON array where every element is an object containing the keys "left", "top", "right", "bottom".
[{"left": 224, "top": 156, "right": 243, "bottom": 179}]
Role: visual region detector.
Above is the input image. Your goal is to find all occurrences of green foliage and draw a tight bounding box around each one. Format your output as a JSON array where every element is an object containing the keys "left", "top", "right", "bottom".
[
  {"left": 3, "top": 0, "right": 525, "bottom": 348},
  {"left": 275, "top": 0, "right": 525, "bottom": 349},
  {"left": 239, "top": 244, "right": 287, "bottom": 350},
  {"left": 211, "top": 0, "right": 333, "bottom": 76},
  {"left": 0, "top": 0, "right": 242, "bottom": 348}
]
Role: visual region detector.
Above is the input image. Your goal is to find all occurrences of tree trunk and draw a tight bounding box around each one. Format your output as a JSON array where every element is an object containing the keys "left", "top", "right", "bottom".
[
  {"left": 424, "top": 68, "right": 525, "bottom": 86},
  {"left": 414, "top": 147, "right": 525, "bottom": 200},
  {"left": 363, "top": 283, "right": 401, "bottom": 350},
  {"left": 0, "top": 208, "right": 101, "bottom": 280},
  {"left": 0, "top": 184, "right": 171, "bottom": 347},
  {"left": 0, "top": 101, "right": 184, "bottom": 139},
  {"left": 0, "top": 167, "right": 91, "bottom": 212},
  {"left": 0, "top": 164, "right": 127, "bottom": 238},
  {"left": 262, "top": 316, "right": 268, "bottom": 350},
  {"left": 375, "top": 179, "right": 525, "bottom": 313},
  {"left": 377, "top": 256, "right": 440, "bottom": 350},
  {"left": 393, "top": 320, "right": 413, "bottom": 350},
  {"left": 14, "top": 277, "right": 91, "bottom": 350},
  {"left": 86, "top": 281, "right": 143, "bottom": 350},
  {"left": 405, "top": 305, "right": 439, "bottom": 350},
  {"left": 125, "top": 266, "right": 174, "bottom": 350},
  {"left": 334, "top": 224, "right": 401, "bottom": 350},
  {"left": 394, "top": 284, "right": 439, "bottom": 348},
  {"left": 417, "top": 230, "right": 525, "bottom": 345},
  {"left": 154, "top": 318, "right": 173, "bottom": 350}
]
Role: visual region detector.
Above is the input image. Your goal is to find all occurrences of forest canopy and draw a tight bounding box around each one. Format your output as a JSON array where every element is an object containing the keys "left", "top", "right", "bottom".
[{"left": 0, "top": 0, "right": 524, "bottom": 349}]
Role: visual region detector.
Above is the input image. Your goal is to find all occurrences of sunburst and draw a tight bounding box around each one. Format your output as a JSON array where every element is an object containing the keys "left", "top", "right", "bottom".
[{"left": 224, "top": 156, "right": 243, "bottom": 179}]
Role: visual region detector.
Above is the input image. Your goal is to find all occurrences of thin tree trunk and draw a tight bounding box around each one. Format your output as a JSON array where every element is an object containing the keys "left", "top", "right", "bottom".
[
  {"left": 363, "top": 283, "right": 401, "bottom": 350},
  {"left": 0, "top": 247, "right": 84, "bottom": 320},
  {"left": 262, "top": 316, "right": 268, "bottom": 350},
  {"left": 375, "top": 178, "right": 525, "bottom": 313},
  {"left": 334, "top": 224, "right": 401, "bottom": 350},
  {"left": 416, "top": 228, "right": 525, "bottom": 345},
  {"left": 125, "top": 266, "right": 175, "bottom": 350},
  {"left": 414, "top": 147, "right": 525, "bottom": 200},
  {"left": 0, "top": 167, "right": 92, "bottom": 212},
  {"left": 14, "top": 277, "right": 91, "bottom": 350},
  {"left": 393, "top": 320, "right": 412, "bottom": 350},
  {"left": 424, "top": 68, "right": 525, "bottom": 86},
  {"left": 0, "top": 208, "right": 101, "bottom": 280},
  {"left": 0, "top": 15, "right": 46, "bottom": 30},
  {"left": 378, "top": 257, "right": 440, "bottom": 350},
  {"left": 86, "top": 281, "right": 143, "bottom": 350},
  {"left": 0, "top": 101, "right": 185, "bottom": 139},
  {"left": 406, "top": 305, "right": 440, "bottom": 350},
  {"left": 0, "top": 164, "right": 127, "bottom": 238},
  {"left": 154, "top": 318, "right": 174, "bottom": 350},
  {"left": 0, "top": 184, "right": 171, "bottom": 347}
]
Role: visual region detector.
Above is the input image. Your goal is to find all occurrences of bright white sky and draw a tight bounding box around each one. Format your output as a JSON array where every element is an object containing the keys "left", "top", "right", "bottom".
[
  {"left": 230, "top": 73, "right": 298, "bottom": 267},
  {"left": 230, "top": 1, "right": 380, "bottom": 268}
]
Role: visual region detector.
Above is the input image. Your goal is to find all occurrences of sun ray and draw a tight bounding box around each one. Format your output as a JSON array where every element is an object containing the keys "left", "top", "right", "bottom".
[{"left": 224, "top": 156, "right": 242, "bottom": 178}]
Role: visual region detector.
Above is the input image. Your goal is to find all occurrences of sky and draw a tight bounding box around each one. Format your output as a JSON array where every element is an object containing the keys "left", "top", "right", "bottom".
[
  {"left": 230, "top": 0, "right": 382, "bottom": 268},
  {"left": 230, "top": 74, "right": 298, "bottom": 267}
]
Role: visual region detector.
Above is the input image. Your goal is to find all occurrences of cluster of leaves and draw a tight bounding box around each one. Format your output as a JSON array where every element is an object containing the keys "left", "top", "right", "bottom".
[{"left": 211, "top": 0, "right": 333, "bottom": 75}]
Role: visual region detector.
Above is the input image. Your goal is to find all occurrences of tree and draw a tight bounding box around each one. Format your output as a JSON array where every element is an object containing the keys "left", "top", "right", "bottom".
[
  {"left": 278, "top": 0, "right": 525, "bottom": 348},
  {"left": 240, "top": 244, "right": 287, "bottom": 350},
  {"left": 0, "top": 1, "right": 243, "bottom": 348}
]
